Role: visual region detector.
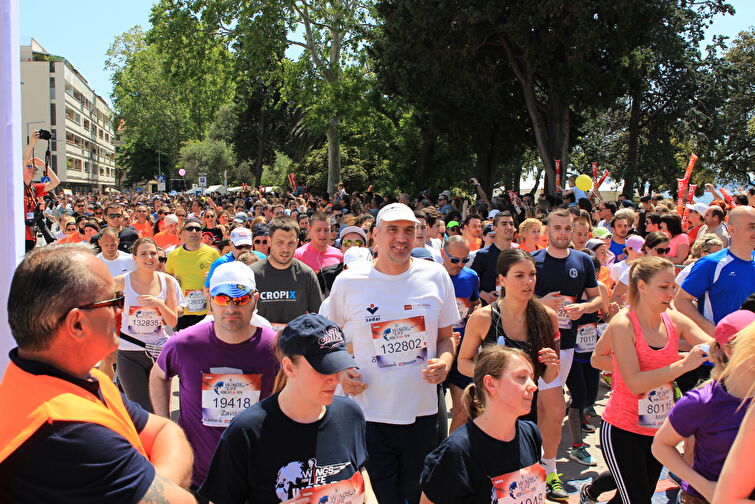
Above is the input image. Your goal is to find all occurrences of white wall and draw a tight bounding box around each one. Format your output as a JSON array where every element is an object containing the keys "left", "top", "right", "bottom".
[{"left": 1, "top": 0, "right": 24, "bottom": 377}]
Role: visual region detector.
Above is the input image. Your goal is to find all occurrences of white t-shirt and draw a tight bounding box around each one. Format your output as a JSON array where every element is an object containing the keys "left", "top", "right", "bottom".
[
  {"left": 321, "top": 258, "right": 460, "bottom": 424},
  {"left": 425, "top": 244, "right": 443, "bottom": 264},
  {"left": 610, "top": 260, "right": 630, "bottom": 283},
  {"left": 97, "top": 251, "right": 137, "bottom": 279}
]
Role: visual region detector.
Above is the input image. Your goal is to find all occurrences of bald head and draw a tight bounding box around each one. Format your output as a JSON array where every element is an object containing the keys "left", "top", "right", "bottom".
[
  {"left": 728, "top": 205, "right": 755, "bottom": 252},
  {"left": 728, "top": 205, "right": 755, "bottom": 227}
]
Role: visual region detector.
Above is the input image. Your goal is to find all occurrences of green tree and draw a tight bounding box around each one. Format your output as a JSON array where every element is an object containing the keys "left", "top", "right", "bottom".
[
  {"left": 149, "top": 0, "right": 374, "bottom": 194},
  {"left": 177, "top": 139, "right": 236, "bottom": 185}
]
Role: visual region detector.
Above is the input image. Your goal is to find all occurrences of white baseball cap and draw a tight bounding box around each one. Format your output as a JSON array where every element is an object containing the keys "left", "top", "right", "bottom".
[
  {"left": 686, "top": 202, "right": 708, "bottom": 215},
  {"left": 209, "top": 261, "right": 256, "bottom": 297},
  {"left": 230, "top": 227, "right": 253, "bottom": 247},
  {"left": 343, "top": 247, "right": 373, "bottom": 266},
  {"left": 376, "top": 203, "right": 419, "bottom": 225}
]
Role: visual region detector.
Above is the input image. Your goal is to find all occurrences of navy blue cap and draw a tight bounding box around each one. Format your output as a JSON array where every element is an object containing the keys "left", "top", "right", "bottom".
[
  {"left": 253, "top": 223, "right": 270, "bottom": 237},
  {"left": 410, "top": 247, "right": 435, "bottom": 261},
  {"left": 279, "top": 314, "right": 355, "bottom": 375}
]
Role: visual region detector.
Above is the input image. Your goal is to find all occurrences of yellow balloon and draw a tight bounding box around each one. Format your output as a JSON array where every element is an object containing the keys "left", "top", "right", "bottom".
[{"left": 575, "top": 174, "right": 593, "bottom": 192}]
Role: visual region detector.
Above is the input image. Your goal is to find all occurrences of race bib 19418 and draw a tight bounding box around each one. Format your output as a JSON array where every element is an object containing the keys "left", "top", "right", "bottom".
[
  {"left": 490, "top": 463, "right": 546, "bottom": 504},
  {"left": 201, "top": 373, "right": 261, "bottom": 427},
  {"left": 371, "top": 316, "right": 428, "bottom": 369}
]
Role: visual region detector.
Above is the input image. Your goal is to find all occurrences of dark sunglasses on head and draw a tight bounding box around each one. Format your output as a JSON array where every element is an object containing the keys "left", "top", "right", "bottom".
[
  {"left": 653, "top": 247, "right": 671, "bottom": 254},
  {"left": 212, "top": 294, "right": 252, "bottom": 306},
  {"left": 158, "top": 256, "right": 167, "bottom": 263},
  {"left": 342, "top": 239, "right": 364, "bottom": 247},
  {"left": 77, "top": 291, "right": 125, "bottom": 311}
]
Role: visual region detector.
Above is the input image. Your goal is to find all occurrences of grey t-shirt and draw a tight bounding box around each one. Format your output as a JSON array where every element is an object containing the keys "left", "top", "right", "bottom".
[{"left": 250, "top": 258, "right": 323, "bottom": 325}]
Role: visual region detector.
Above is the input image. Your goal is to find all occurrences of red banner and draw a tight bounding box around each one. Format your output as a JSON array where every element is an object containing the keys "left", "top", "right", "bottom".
[
  {"left": 719, "top": 188, "right": 736, "bottom": 208},
  {"left": 595, "top": 169, "right": 611, "bottom": 189},
  {"left": 555, "top": 160, "right": 562, "bottom": 192},
  {"left": 683, "top": 154, "right": 698, "bottom": 182},
  {"left": 592, "top": 162, "right": 598, "bottom": 184}
]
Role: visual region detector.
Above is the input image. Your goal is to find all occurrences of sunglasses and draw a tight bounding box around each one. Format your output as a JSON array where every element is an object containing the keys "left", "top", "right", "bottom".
[
  {"left": 342, "top": 239, "right": 364, "bottom": 247},
  {"left": 176, "top": 213, "right": 186, "bottom": 217},
  {"left": 77, "top": 291, "right": 125, "bottom": 311},
  {"left": 254, "top": 239, "right": 268, "bottom": 245},
  {"left": 136, "top": 209, "right": 147, "bottom": 213},
  {"left": 107, "top": 214, "right": 122, "bottom": 219},
  {"left": 444, "top": 251, "right": 471, "bottom": 264},
  {"left": 212, "top": 294, "right": 252, "bottom": 306},
  {"left": 184, "top": 226, "right": 202, "bottom": 232},
  {"left": 653, "top": 247, "right": 671, "bottom": 254},
  {"left": 158, "top": 256, "right": 167, "bottom": 263},
  {"left": 330, "top": 226, "right": 339, "bottom": 231},
  {"left": 66, "top": 227, "right": 77, "bottom": 231}
]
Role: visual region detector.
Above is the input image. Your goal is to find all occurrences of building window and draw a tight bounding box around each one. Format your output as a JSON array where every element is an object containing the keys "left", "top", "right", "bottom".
[
  {"left": 50, "top": 104, "right": 56, "bottom": 126},
  {"left": 49, "top": 77, "right": 55, "bottom": 99},
  {"left": 49, "top": 61, "right": 55, "bottom": 73},
  {"left": 51, "top": 128, "right": 57, "bottom": 151},
  {"left": 51, "top": 155, "right": 57, "bottom": 171}
]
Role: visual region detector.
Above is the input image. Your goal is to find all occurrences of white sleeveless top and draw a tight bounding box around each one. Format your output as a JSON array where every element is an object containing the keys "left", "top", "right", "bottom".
[{"left": 119, "top": 272, "right": 169, "bottom": 351}]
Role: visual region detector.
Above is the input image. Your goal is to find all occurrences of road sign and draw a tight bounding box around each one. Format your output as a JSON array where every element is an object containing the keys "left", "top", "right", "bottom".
[
  {"left": 156, "top": 174, "right": 166, "bottom": 183},
  {"left": 198, "top": 176, "right": 207, "bottom": 188}
]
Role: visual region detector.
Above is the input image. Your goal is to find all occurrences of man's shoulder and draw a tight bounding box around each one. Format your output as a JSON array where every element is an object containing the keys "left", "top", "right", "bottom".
[
  {"left": 459, "top": 267, "right": 479, "bottom": 280},
  {"left": 530, "top": 247, "right": 546, "bottom": 259},
  {"left": 327, "top": 245, "right": 344, "bottom": 257},
  {"left": 249, "top": 258, "right": 268, "bottom": 273},
  {"left": 291, "top": 258, "right": 317, "bottom": 275}
]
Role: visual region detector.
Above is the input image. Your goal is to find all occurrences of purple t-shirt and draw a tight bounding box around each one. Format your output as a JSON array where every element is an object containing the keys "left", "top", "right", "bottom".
[
  {"left": 668, "top": 381, "right": 751, "bottom": 497},
  {"left": 157, "top": 321, "right": 278, "bottom": 487}
]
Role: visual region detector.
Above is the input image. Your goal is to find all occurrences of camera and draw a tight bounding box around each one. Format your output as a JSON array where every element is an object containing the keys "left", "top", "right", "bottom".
[{"left": 38, "top": 129, "right": 51, "bottom": 141}]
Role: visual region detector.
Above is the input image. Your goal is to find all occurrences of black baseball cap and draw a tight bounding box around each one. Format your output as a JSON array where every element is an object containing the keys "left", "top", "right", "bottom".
[{"left": 279, "top": 314, "right": 356, "bottom": 374}]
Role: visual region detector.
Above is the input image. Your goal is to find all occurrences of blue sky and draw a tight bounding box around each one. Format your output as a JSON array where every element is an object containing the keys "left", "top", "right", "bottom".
[{"left": 20, "top": 1, "right": 755, "bottom": 108}]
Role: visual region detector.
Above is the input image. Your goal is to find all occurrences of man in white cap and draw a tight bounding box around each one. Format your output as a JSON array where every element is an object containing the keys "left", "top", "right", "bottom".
[
  {"left": 318, "top": 226, "right": 372, "bottom": 295},
  {"left": 150, "top": 261, "right": 279, "bottom": 493},
  {"left": 322, "top": 202, "right": 459, "bottom": 504},
  {"left": 203, "top": 226, "right": 262, "bottom": 294},
  {"left": 685, "top": 202, "right": 707, "bottom": 243}
]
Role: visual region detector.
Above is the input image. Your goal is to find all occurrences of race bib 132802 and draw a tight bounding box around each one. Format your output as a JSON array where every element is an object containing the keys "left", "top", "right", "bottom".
[{"left": 371, "top": 316, "right": 428, "bottom": 369}]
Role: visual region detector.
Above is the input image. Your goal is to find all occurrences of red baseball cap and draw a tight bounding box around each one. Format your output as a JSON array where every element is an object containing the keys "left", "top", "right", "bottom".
[{"left": 714, "top": 310, "right": 755, "bottom": 346}]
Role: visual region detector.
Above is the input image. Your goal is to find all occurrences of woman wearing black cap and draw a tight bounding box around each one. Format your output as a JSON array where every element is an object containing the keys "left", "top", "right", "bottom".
[{"left": 199, "top": 314, "right": 377, "bottom": 504}]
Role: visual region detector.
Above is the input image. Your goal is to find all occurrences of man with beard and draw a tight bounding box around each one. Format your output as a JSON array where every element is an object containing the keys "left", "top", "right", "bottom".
[
  {"left": 531, "top": 208, "right": 601, "bottom": 500},
  {"left": 470, "top": 211, "right": 518, "bottom": 305},
  {"left": 251, "top": 216, "right": 322, "bottom": 330},
  {"left": 608, "top": 214, "right": 630, "bottom": 262}
]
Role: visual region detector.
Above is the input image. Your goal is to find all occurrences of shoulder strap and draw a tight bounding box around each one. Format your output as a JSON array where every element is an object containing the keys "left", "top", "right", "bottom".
[{"left": 490, "top": 302, "right": 505, "bottom": 345}]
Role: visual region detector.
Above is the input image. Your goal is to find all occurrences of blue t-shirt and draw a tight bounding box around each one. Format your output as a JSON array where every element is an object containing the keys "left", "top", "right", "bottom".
[
  {"left": 204, "top": 250, "right": 267, "bottom": 288},
  {"left": 608, "top": 239, "right": 627, "bottom": 262},
  {"left": 531, "top": 248, "right": 598, "bottom": 349},
  {"left": 449, "top": 267, "right": 480, "bottom": 336},
  {"left": 680, "top": 248, "right": 755, "bottom": 325}
]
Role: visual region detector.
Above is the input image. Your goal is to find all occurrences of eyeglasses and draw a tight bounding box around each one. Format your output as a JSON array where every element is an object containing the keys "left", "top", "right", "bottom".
[
  {"left": 212, "top": 294, "right": 252, "bottom": 306},
  {"left": 176, "top": 213, "right": 186, "bottom": 217},
  {"left": 158, "top": 256, "right": 167, "bottom": 263},
  {"left": 184, "top": 226, "right": 202, "bottom": 232},
  {"left": 254, "top": 239, "right": 268, "bottom": 245},
  {"left": 342, "top": 239, "right": 364, "bottom": 247},
  {"left": 330, "top": 226, "right": 339, "bottom": 232},
  {"left": 77, "top": 291, "right": 125, "bottom": 311},
  {"left": 444, "top": 251, "right": 471, "bottom": 264},
  {"left": 107, "top": 214, "right": 122, "bottom": 219},
  {"left": 653, "top": 247, "right": 671, "bottom": 254}
]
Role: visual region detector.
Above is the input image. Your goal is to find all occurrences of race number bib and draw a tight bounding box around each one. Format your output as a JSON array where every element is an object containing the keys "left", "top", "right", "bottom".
[
  {"left": 185, "top": 289, "right": 207, "bottom": 313},
  {"left": 638, "top": 383, "right": 674, "bottom": 429},
  {"left": 201, "top": 373, "right": 262, "bottom": 427},
  {"left": 490, "top": 462, "right": 546, "bottom": 504},
  {"left": 299, "top": 470, "right": 365, "bottom": 504},
  {"left": 575, "top": 323, "right": 598, "bottom": 353},
  {"left": 555, "top": 296, "right": 576, "bottom": 330},
  {"left": 126, "top": 306, "right": 163, "bottom": 336},
  {"left": 597, "top": 322, "right": 608, "bottom": 337},
  {"left": 453, "top": 298, "right": 471, "bottom": 329},
  {"left": 371, "top": 316, "right": 428, "bottom": 368}
]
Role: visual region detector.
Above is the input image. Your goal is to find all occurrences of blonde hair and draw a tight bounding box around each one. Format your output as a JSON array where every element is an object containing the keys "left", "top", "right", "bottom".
[
  {"left": 690, "top": 233, "right": 723, "bottom": 259},
  {"left": 719, "top": 322, "right": 755, "bottom": 399},
  {"left": 463, "top": 345, "right": 533, "bottom": 419},
  {"left": 627, "top": 256, "right": 674, "bottom": 306},
  {"left": 519, "top": 218, "right": 541, "bottom": 236}
]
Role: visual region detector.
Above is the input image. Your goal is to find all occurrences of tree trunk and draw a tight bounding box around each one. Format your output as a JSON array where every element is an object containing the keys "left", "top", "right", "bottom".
[
  {"left": 417, "top": 126, "right": 435, "bottom": 189},
  {"left": 326, "top": 118, "right": 341, "bottom": 195},
  {"left": 623, "top": 86, "right": 642, "bottom": 197},
  {"left": 472, "top": 123, "right": 503, "bottom": 198},
  {"left": 254, "top": 109, "right": 266, "bottom": 187}
]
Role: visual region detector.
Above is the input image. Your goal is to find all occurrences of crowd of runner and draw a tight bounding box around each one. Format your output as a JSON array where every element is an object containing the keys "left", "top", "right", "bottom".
[{"left": 2, "top": 147, "right": 755, "bottom": 504}]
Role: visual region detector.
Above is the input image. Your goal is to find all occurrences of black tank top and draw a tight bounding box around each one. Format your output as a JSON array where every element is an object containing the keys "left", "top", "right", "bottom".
[{"left": 483, "top": 302, "right": 540, "bottom": 422}]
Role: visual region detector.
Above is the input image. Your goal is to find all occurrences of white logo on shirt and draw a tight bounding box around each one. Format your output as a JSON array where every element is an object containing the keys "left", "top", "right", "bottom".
[{"left": 569, "top": 268, "right": 578, "bottom": 279}]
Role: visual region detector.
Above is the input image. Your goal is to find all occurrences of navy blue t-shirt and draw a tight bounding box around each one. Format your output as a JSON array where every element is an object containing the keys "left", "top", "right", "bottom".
[
  {"left": 0, "top": 350, "right": 154, "bottom": 504},
  {"left": 531, "top": 248, "right": 598, "bottom": 349},
  {"left": 421, "top": 420, "right": 542, "bottom": 504},
  {"left": 470, "top": 244, "right": 500, "bottom": 295}
]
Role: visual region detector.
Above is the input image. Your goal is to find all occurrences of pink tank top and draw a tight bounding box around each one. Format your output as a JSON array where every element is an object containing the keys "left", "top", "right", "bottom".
[{"left": 603, "top": 311, "right": 680, "bottom": 436}]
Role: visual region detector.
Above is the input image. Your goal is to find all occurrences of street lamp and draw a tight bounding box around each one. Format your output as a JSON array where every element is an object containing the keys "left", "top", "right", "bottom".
[{"left": 26, "top": 120, "right": 46, "bottom": 145}]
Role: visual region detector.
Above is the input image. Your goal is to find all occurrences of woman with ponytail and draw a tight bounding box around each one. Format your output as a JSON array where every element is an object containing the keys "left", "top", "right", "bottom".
[
  {"left": 420, "top": 346, "right": 545, "bottom": 503},
  {"left": 458, "top": 248, "right": 560, "bottom": 422}
]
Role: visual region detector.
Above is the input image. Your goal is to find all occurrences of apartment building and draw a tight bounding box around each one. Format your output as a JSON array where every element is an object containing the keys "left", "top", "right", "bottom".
[{"left": 21, "top": 39, "right": 116, "bottom": 193}]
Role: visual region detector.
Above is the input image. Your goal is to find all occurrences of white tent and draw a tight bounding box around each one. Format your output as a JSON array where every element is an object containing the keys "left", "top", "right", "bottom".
[{"left": 204, "top": 185, "right": 227, "bottom": 195}]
